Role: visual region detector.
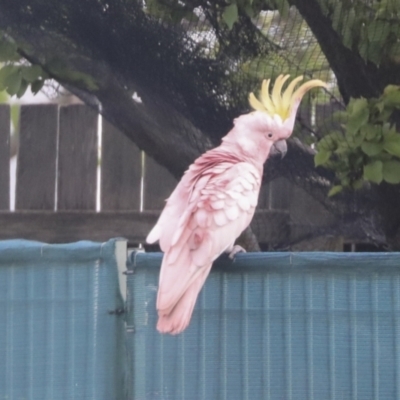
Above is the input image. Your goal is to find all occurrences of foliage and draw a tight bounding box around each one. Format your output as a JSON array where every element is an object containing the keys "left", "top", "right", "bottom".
[
  {"left": 219, "top": 0, "right": 290, "bottom": 28},
  {"left": 0, "top": 1, "right": 331, "bottom": 102},
  {"left": 0, "top": 33, "right": 98, "bottom": 99},
  {"left": 44, "top": 58, "right": 99, "bottom": 91},
  {"left": 0, "top": 34, "right": 48, "bottom": 98},
  {"left": 143, "top": 0, "right": 290, "bottom": 29},
  {"left": 145, "top": 0, "right": 333, "bottom": 103},
  {"left": 315, "top": 85, "right": 400, "bottom": 195},
  {"left": 316, "top": 0, "right": 400, "bottom": 65},
  {"left": 240, "top": 8, "right": 333, "bottom": 104},
  {"left": 2, "top": 0, "right": 400, "bottom": 199},
  {"left": 308, "top": 0, "right": 400, "bottom": 196},
  {"left": 144, "top": 0, "right": 200, "bottom": 24}
]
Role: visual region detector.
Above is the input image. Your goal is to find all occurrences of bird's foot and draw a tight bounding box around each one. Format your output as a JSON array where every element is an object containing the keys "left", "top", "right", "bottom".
[{"left": 227, "top": 244, "right": 246, "bottom": 260}]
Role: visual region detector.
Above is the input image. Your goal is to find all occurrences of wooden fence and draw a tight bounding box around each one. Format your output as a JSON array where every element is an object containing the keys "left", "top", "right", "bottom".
[{"left": 0, "top": 103, "right": 336, "bottom": 248}]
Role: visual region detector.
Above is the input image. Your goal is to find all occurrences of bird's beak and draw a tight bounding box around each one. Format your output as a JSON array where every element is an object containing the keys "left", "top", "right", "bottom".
[{"left": 270, "top": 139, "right": 287, "bottom": 158}]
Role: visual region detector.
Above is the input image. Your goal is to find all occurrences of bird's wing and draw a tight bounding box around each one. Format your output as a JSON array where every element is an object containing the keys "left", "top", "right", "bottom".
[
  {"left": 155, "top": 161, "right": 261, "bottom": 317},
  {"left": 145, "top": 168, "right": 195, "bottom": 251},
  {"left": 146, "top": 150, "right": 244, "bottom": 251}
]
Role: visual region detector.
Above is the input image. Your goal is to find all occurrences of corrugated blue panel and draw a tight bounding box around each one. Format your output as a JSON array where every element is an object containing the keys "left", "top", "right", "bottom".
[
  {"left": 0, "top": 239, "right": 125, "bottom": 400},
  {"left": 127, "top": 252, "right": 400, "bottom": 400}
]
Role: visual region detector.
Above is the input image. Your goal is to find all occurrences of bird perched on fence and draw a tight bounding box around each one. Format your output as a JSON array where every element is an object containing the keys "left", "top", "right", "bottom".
[{"left": 147, "top": 75, "right": 326, "bottom": 334}]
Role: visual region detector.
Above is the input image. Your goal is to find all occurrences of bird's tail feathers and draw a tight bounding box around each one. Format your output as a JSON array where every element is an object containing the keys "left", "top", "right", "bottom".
[
  {"left": 157, "top": 235, "right": 212, "bottom": 314},
  {"left": 157, "top": 263, "right": 210, "bottom": 334}
]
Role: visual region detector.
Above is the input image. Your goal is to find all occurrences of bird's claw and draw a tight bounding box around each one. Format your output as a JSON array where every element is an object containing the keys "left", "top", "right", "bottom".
[{"left": 228, "top": 244, "right": 246, "bottom": 260}]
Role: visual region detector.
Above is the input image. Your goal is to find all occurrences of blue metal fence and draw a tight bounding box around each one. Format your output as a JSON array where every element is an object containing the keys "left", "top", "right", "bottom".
[
  {"left": 0, "top": 240, "right": 126, "bottom": 400},
  {"left": 127, "top": 252, "right": 400, "bottom": 400},
  {"left": 1, "top": 241, "right": 400, "bottom": 399}
]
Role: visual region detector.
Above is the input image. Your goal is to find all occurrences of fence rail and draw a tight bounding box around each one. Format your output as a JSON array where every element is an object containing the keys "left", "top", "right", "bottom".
[{"left": 0, "top": 103, "right": 335, "bottom": 247}]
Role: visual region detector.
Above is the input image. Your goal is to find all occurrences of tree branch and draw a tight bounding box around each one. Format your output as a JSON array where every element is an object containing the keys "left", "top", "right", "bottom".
[{"left": 290, "top": 0, "right": 383, "bottom": 102}]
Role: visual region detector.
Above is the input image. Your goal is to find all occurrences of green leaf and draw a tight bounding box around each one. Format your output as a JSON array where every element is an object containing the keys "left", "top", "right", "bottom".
[
  {"left": 314, "top": 150, "right": 331, "bottom": 167},
  {"left": 16, "top": 78, "right": 28, "bottom": 98},
  {"left": 275, "top": 0, "right": 289, "bottom": 19},
  {"left": 46, "top": 57, "right": 98, "bottom": 90},
  {"left": 389, "top": 41, "right": 400, "bottom": 63},
  {"left": 360, "top": 124, "right": 380, "bottom": 141},
  {"left": 352, "top": 97, "right": 368, "bottom": 114},
  {"left": 374, "top": 152, "right": 392, "bottom": 162},
  {"left": 342, "top": 24, "right": 353, "bottom": 49},
  {"left": 367, "top": 20, "right": 390, "bottom": 43},
  {"left": 244, "top": 4, "right": 254, "bottom": 18},
  {"left": 4, "top": 69, "right": 22, "bottom": 96},
  {"left": 363, "top": 160, "right": 383, "bottom": 184},
  {"left": 332, "top": 2, "right": 343, "bottom": 31},
  {"left": 68, "top": 71, "right": 98, "bottom": 91},
  {"left": 328, "top": 185, "right": 343, "bottom": 197},
  {"left": 0, "top": 90, "right": 8, "bottom": 103},
  {"left": 354, "top": 128, "right": 371, "bottom": 146},
  {"left": 31, "top": 79, "right": 45, "bottom": 94},
  {"left": 317, "top": 131, "right": 342, "bottom": 152},
  {"left": 383, "top": 133, "right": 400, "bottom": 157},
  {"left": 383, "top": 86, "right": 400, "bottom": 107},
  {"left": 336, "top": 141, "right": 351, "bottom": 154},
  {"left": 375, "top": 100, "right": 385, "bottom": 113},
  {"left": 367, "top": 40, "right": 384, "bottom": 65},
  {"left": 318, "top": 1, "right": 329, "bottom": 16},
  {"left": 383, "top": 160, "right": 400, "bottom": 184},
  {"left": 375, "top": 108, "right": 394, "bottom": 123},
  {"left": 358, "top": 41, "right": 369, "bottom": 62},
  {"left": 21, "top": 65, "right": 43, "bottom": 83},
  {"left": 383, "top": 124, "right": 399, "bottom": 140},
  {"left": 341, "top": 8, "right": 355, "bottom": 49},
  {"left": 347, "top": 132, "right": 364, "bottom": 149},
  {"left": 222, "top": 3, "right": 238, "bottom": 30},
  {"left": 384, "top": 84, "right": 400, "bottom": 96},
  {"left": 384, "top": 142, "right": 400, "bottom": 158},
  {"left": 361, "top": 141, "right": 383, "bottom": 156},
  {"left": 331, "top": 110, "right": 348, "bottom": 123},
  {"left": 0, "top": 39, "right": 20, "bottom": 62},
  {"left": 0, "top": 65, "right": 15, "bottom": 91},
  {"left": 338, "top": 173, "right": 350, "bottom": 186},
  {"left": 346, "top": 98, "right": 369, "bottom": 134}
]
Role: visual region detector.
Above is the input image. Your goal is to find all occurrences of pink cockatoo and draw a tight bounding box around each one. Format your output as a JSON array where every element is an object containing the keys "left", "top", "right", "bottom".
[{"left": 147, "top": 75, "right": 326, "bottom": 334}]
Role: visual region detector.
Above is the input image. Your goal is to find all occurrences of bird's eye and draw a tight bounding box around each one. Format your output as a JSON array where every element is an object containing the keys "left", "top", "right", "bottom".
[{"left": 267, "top": 133, "right": 273, "bottom": 138}]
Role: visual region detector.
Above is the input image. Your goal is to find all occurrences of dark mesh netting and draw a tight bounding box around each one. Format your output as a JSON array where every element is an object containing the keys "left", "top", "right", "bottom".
[{"left": 0, "top": 0, "right": 399, "bottom": 250}]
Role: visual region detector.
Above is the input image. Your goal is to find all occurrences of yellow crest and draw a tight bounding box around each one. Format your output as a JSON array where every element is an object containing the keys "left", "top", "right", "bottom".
[{"left": 248, "top": 75, "right": 327, "bottom": 121}]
